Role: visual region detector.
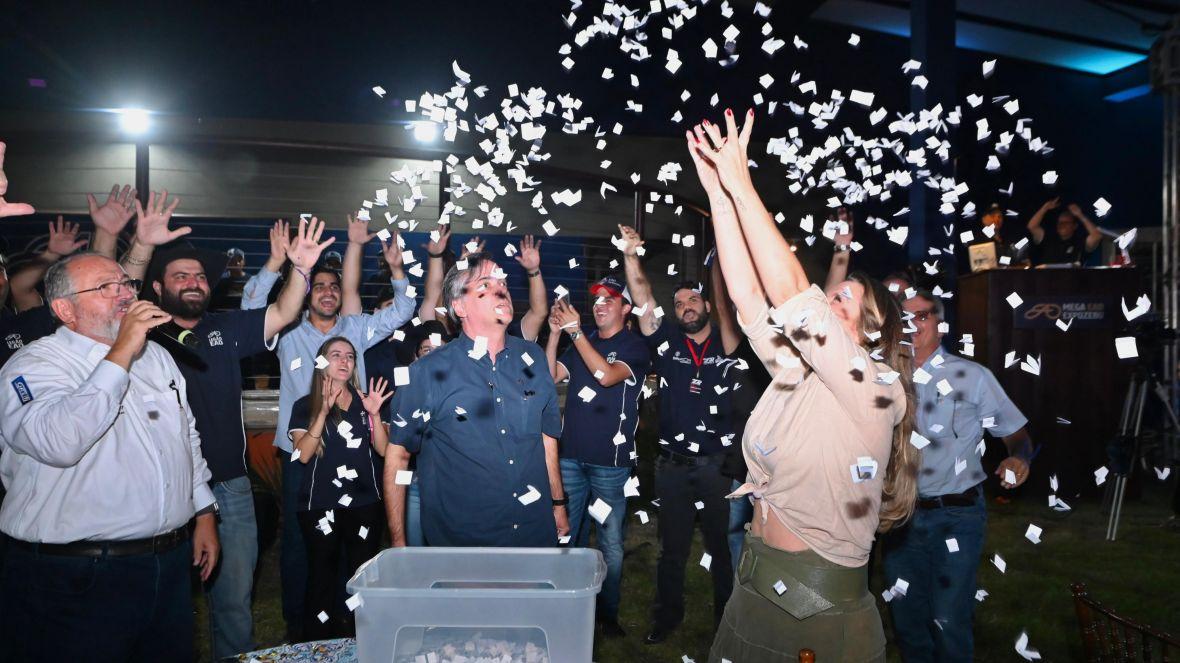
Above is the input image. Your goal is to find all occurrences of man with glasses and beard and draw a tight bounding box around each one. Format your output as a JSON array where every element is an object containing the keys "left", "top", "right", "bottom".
[
  {"left": 146, "top": 219, "right": 335, "bottom": 660},
  {"left": 617, "top": 224, "right": 743, "bottom": 645},
  {"left": 0, "top": 253, "right": 218, "bottom": 661}
]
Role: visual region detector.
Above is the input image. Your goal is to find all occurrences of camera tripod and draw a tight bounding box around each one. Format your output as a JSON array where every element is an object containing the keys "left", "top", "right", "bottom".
[{"left": 1103, "top": 364, "right": 1180, "bottom": 541}]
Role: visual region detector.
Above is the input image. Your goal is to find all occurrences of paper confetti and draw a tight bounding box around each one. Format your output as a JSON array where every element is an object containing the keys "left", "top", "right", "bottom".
[
  {"left": 589, "top": 498, "right": 613, "bottom": 524},
  {"left": 519, "top": 485, "right": 542, "bottom": 506}
]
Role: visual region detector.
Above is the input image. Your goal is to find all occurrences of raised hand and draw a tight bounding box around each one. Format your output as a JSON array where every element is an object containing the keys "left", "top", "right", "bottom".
[
  {"left": 685, "top": 129, "right": 725, "bottom": 200},
  {"left": 514, "top": 235, "right": 542, "bottom": 271},
  {"left": 694, "top": 109, "right": 755, "bottom": 194},
  {"left": 347, "top": 214, "right": 375, "bottom": 245},
  {"left": 361, "top": 377, "right": 393, "bottom": 416},
  {"left": 87, "top": 184, "right": 137, "bottom": 236},
  {"left": 424, "top": 223, "right": 452, "bottom": 256},
  {"left": 616, "top": 224, "right": 645, "bottom": 256},
  {"left": 460, "top": 236, "right": 485, "bottom": 259},
  {"left": 269, "top": 219, "right": 291, "bottom": 264},
  {"left": 1066, "top": 203, "right": 1085, "bottom": 218},
  {"left": 553, "top": 298, "right": 581, "bottom": 333},
  {"left": 320, "top": 374, "right": 344, "bottom": 412},
  {"left": 380, "top": 231, "right": 404, "bottom": 272},
  {"left": 287, "top": 217, "right": 334, "bottom": 271},
  {"left": 834, "top": 219, "right": 854, "bottom": 248},
  {"left": 0, "top": 142, "right": 35, "bottom": 218},
  {"left": 133, "top": 190, "right": 189, "bottom": 246},
  {"left": 1041, "top": 197, "right": 1061, "bottom": 211},
  {"left": 45, "top": 216, "right": 87, "bottom": 258},
  {"left": 547, "top": 308, "right": 563, "bottom": 336}
]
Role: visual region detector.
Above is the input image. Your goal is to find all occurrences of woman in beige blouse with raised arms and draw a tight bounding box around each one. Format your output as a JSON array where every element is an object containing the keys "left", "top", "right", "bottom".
[{"left": 688, "top": 110, "right": 919, "bottom": 663}]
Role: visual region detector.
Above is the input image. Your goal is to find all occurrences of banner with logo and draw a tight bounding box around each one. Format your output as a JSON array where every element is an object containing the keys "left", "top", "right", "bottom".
[{"left": 1012, "top": 296, "right": 1111, "bottom": 329}]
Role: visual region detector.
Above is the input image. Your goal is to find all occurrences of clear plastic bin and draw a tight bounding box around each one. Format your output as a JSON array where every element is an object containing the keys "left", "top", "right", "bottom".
[{"left": 347, "top": 547, "right": 606, "bottom": 663}]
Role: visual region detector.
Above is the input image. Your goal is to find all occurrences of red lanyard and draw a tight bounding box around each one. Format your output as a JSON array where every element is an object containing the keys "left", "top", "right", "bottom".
[{"left": 685, "top": 337, "right": 712, "bottom": 372}]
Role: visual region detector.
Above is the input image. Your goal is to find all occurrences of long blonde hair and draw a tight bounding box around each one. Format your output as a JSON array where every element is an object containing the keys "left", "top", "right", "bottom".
[
  {"left": 305, "top": 336, "right": 362, "bottom": 457},
  {"left": 848, "top": 272, "right": 918, "bottom": 533}
]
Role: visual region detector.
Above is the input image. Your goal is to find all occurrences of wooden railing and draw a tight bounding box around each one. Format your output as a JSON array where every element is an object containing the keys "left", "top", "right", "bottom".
[{"left": 1073, "top": 582, "right": 1180, "bottom": 662}]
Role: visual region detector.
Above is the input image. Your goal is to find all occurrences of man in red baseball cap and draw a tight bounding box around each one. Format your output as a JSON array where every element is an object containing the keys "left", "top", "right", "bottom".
[{"left": 545, "top": 275, "right": 651, "bottom": 637}]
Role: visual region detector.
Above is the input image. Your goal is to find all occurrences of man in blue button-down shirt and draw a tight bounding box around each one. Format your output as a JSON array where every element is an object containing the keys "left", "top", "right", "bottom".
[
  {"left": 882, "top": 290, "right": 1034, "bottom": 663},
  {"left": 240, "top": 226, "right": 414, "bottom": 640},
  {"left": 383, "top": 252, "right": 568, "bottom": 547}
]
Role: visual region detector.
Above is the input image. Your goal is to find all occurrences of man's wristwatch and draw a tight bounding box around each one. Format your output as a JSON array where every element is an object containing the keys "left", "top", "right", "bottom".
[
  {"left": 568, "top": 330, "right": 582, "bottom": 342},
  {"left": 552, "top": 494, "right": 569, "bottom": 507},
  {"left": 527, "top": 269, "right": 541, "bottom": 278}
]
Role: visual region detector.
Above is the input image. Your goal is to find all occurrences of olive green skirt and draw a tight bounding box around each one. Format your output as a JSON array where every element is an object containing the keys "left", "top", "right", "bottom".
[{"left": 709, "top": 534, "right": 885, "bottom": 663}]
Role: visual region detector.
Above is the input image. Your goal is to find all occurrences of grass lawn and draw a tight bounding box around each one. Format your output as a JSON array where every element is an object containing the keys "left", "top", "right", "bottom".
[{"left": 198, "top": 423, "right": 1180, "bottom": 662}]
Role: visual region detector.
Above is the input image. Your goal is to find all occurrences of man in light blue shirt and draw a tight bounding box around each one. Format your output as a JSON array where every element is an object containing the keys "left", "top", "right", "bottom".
[
  {"left": 241, "top": 226, "right": 413, "bottom": 641},
  {"left": 882, "top": 289, "right": 1033, "bottom": 663}
]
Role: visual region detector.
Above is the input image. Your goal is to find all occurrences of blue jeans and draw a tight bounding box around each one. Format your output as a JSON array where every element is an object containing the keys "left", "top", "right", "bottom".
[
  {"left": 727, "top": 479, "right": 753, "bottom": 573},
  {"left": 881, "top": 492, "right": 987, "bottom": 663},
  {"left": 406, "top": 475, "right": 425, "bottom": 547},
  {"left": 0, "top": 537, "right": 194, "bottom": 662},
  {"left": 207, "top": 476, "right": 258, "bottom": 659},
  {"left": 280, "top": 455, "right": 307, "bottom": 640},
  {"left": 560, "top": 458, "right": 630, "bottom": 621}
]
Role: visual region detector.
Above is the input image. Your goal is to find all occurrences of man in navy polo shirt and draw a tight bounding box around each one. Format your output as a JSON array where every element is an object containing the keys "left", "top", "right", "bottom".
[
  {"left": 148, "top": 218, "right": 335, "bottom": 659},
  {"left": 384, "top": 252, "right": 569, "bottom": 548},
  {"left": 544, "top": 276, "right": 651, "bottom": 638},
  {"left": 618, "top": 224, "right": 743, "bottom": 645}
]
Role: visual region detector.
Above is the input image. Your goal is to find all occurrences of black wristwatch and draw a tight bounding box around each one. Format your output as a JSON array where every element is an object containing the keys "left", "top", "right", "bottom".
[
  {"left": 552, "top": 494, "right": 569, "bottom": 507},
  {"left": 527, "top": 269, "right": 541, "bottom": 278}
]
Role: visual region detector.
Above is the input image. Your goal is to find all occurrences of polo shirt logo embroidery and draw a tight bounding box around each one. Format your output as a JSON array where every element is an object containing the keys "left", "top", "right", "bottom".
[
  {"left": 11, "top": 376, "right": 33, "bottom": 404},
  {"left": 206, "top": 331, "right": 224, "bottom": 347},
  {"left": 606, "top": 351, "right": 618, "bottom": 363},
  {"left": 5, "top": 333, "right": 23, "bottom": 350}
]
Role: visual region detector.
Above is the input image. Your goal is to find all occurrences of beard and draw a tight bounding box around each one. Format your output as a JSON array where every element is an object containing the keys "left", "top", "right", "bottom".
[
  {"left": 160, "top": 287, "right": 209, "bottom": 319},
  {"left": 677, "top": 310, "right": 708, "bottom": 334},
  {"left": 311, "top": 299, "right": 339, "bottom": 318}
]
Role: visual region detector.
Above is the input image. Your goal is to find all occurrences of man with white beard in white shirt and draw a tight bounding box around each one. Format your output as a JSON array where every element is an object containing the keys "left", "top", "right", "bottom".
[{"left": 0, "top": 252, "right": 218, "bottom": 663}]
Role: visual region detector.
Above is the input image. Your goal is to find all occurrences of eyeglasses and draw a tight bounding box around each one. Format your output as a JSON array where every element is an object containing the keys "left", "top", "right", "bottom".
[{"left": 65, "top": 278, "right": 142, "bottom": 299}]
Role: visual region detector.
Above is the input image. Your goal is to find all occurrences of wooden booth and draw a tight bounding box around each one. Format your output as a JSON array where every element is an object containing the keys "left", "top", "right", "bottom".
[{"left": 956, "top": 267, "right": 1144, "bottom": 496}]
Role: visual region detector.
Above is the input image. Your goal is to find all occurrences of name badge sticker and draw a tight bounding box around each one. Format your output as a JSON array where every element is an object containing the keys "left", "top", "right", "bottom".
[{"left": 11, "top": 376, "right": 34, "bottom": 405}]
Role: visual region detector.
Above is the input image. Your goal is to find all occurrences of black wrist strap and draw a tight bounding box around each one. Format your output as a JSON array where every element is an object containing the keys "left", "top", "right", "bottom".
[
  {"left": 428, "top": 250, "right": 446, "bottom": 258},
  {"left": 552, "top": 494, "right": 569, "bottom": 506}
]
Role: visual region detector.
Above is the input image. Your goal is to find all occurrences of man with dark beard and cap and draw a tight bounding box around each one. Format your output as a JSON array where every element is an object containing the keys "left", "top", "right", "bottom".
[
  {"left": 617, "top": 224, "right": 742, "bottom": 646},
  {"left": 147, "top": 218, "right": 335, "bottom": 660}
]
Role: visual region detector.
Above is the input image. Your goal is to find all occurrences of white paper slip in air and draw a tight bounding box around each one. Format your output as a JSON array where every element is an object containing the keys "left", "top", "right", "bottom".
[
  {"left": 588, "top": 498, "right": 612, "bottom": 524},
  {"left": 518, "top": 485, "right": 542, "bottom": 506}
]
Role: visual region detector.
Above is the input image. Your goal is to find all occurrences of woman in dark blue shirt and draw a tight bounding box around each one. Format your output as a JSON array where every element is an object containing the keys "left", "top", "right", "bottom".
[{"left": 288, "top": 336, "right": 392, "bottom": 640}]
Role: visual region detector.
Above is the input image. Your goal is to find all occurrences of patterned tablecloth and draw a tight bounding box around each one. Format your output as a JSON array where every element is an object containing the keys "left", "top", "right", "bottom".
[{"left": 239, "top": 639, "right": 357, "bottom": 662}]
